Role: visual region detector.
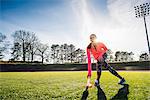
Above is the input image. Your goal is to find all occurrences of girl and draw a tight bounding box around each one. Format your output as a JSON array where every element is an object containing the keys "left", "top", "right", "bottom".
[{"left": 86, "top": 34, "right": 125, "bottom": 87}]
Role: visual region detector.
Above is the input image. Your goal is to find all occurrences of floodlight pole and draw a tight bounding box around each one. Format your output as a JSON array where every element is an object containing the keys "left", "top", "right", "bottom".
[
  {"left": 143, "top": 16, "right": 150, "bottom": 54},
  {"left": 134, "top": 3, "right": 150, "bottom": 54}
]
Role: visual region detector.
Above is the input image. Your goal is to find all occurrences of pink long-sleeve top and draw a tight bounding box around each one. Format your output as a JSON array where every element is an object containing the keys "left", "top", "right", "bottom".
[{"left": 87, "top": 42, "right": 108, "bottom": 77}]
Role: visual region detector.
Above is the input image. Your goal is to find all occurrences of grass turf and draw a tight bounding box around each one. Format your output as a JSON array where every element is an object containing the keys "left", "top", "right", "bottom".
[{"left": 0, "top": 71, "right": 150, "bottom": 100}]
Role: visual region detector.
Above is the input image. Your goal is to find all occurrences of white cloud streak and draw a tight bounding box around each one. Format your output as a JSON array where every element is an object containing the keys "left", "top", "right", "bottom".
[
  {"left": 1, "top": 0, "right": 150, "bottom": 60},
  {"left": 71, "top": 0, "right": 150, "bottom": 59}
]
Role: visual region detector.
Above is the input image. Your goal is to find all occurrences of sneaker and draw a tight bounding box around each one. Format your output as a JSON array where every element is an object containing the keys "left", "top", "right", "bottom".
[
  {"left": 94, "top": 79, "right": 100, "bottom": 87},
  {"left": 118, "top": 78, "right": 125, "bottom": 85}
]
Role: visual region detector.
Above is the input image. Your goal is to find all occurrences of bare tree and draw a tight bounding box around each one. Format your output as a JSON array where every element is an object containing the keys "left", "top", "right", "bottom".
[
  {"left": 139, "top": 53, "right": 150, "bottom": 61},
  {"left": 56, "top": 45, "right": 60, "bottom": 63},
  {"left": 27, "top": 33, "right": 39, "bottom": 62},
  {"left": 0, "top": 33, "right": 9, "bottom": 60},
  {"left": 69, "top": 44, "right": 75, "bottom": 63},
  {"left": 59, "top": 44, "right": 64, "bottom": 64},
  {"left": 10, "top": 42, "right": 22, "bottom": 61},
  {"left": 11, "top": 30, "right": 31, "bottom": 62},
  {"left": 51, "top": 44, "right": 59, "bottom": 63},
  {"left": 11, "top": 30, "right": 39, "bottom": 62},
  {"left": 63, "top": 43, "right": 68, "bottom": 63},
  {"left": 106, "top": 49, "right": 114, "bottom": 62},
  {"left": 62, "top": 44, "right": 76, "bottom": 63},
  {"left": 80, "top": 49, "right": 86, "bottom": 63},
  {"left": 115, "top": 51, "right": 121, "bottom": 62},
  {"left": 50, "top": 44, "right": 84, "bottom": 64},
  {"left": 128, "top": 52, "right": 134, "bottom": 61},
  {"left": 44, "top": 47, "right": 51, "bottom": 63},
  {"left": 115, "top": 51, "right": 134, "bottom": 62},
  {"left": 74, "top": 48, "right": 86, "bottom": 63},
  {"left": 36, "top": 43, "right": 49, "bottom": 63}
]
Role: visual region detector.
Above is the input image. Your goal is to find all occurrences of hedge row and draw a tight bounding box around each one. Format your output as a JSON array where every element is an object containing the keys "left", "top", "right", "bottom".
[{"left": 0, "top": 61, "right": 149, "bottom": 72}]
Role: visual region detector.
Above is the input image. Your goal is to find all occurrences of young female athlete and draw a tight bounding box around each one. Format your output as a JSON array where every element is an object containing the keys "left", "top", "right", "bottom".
[{"left": 86, "top": 34, "right": 125, "bottom": 87}]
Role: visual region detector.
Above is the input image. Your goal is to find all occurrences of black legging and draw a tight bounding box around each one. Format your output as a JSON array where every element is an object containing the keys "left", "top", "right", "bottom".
[{"left": 96, "top": 53, "right": 122, "bottom": 79}]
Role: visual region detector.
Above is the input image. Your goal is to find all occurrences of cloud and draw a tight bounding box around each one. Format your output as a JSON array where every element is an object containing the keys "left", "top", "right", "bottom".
[
  {"left": 1, "top": 0, "right": 150, "bottom": 60},
  {"left": 71, "top": 0, "right": 150, "bottom": 58},
  {"left": 106, "top": 0, "right": 150, "bottom": 53}
]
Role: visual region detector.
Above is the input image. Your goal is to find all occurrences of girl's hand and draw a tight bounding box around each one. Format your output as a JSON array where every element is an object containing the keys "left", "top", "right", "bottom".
[
  {"left": 86, "top": 77, "right": 92, "bottom": 88},
  {"left": 86, "top": 83, "right": 92, "bottom": 88}
]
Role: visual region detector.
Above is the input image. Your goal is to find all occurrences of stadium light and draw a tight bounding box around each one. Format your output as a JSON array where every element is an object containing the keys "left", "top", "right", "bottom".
[{"left": 134, "top": 2, "right": 150, "bottom": 54}]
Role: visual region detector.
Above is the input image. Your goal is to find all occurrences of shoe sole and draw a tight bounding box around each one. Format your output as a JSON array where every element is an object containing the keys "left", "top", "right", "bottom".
[{"left": 118, "top": 80, "right": 126, "bottom": 85}]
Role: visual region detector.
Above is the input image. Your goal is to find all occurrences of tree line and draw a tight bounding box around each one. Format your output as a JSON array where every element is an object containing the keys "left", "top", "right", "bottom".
[
  {"left": 0, "top": 30, "right": 149, "bottom": 63},
  {"left": 0, "top": 31, "right": 86, "bottom": 63}
]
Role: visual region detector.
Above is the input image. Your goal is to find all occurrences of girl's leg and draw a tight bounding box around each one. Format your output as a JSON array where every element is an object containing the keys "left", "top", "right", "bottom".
[
  {"left": 103, "top": 61, "right": 123, "bottom": 79},
  {"left": 96, "top": 62, "right": 102, "bottom": 82},
  {"left": 95, "top": 62, "right": 102, "bottom": 86}
]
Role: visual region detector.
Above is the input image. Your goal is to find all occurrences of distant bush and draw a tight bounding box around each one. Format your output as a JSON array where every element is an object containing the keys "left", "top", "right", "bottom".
[{"left": 0, "top": 61, "right": 149, "bottom": 72}]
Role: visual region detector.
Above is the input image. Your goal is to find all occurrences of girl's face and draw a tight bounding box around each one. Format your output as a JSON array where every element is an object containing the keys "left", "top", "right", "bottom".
[{"left": 90, "top": 35, "right": 96, "bottom": 43}]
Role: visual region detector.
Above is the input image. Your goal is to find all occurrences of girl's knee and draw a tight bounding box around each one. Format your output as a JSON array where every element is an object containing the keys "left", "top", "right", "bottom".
[
  {"left": 96, "top": 64, "right": 102, "bottom": 72},
  {"left": 103, "top": 61, "right": 109, "bottom": 69}
]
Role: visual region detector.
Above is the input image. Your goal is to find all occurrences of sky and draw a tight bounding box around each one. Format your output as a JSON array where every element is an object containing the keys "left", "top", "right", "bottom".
[{"left": 0, "top": 0, "right": 150, "bottom": 60}]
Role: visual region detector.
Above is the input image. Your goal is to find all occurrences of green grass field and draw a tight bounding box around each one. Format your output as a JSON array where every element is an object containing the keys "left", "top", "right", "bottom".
[{"left": 0, "top": 71, "right": 150, "bottom": 100}]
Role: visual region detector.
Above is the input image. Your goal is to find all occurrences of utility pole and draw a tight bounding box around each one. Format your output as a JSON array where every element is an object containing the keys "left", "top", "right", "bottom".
[{"left": 134, "top": 3, "right": 150, "bottom": 54}]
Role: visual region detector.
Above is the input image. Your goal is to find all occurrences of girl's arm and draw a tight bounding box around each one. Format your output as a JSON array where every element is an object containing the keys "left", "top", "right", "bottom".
[{"left": 87, "top": 48, "right": 92, "bottom": 78}]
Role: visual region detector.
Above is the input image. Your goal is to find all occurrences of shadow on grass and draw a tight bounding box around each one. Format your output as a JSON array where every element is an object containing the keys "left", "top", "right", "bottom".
[
  {"left": 81, "top": 87, "right": 88, "bottom": 100},
  {"left": 81, "top": 84, "right": 129, "bottom": 100},
  {"left": 81, "top": 86, "right": 107, "bottom": 100},
  {"left": 111, "top": 84, "right": 129, "bottom": 100},
  {"left": 97, "top": 86, "right": 107, "bottom": 100}
]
